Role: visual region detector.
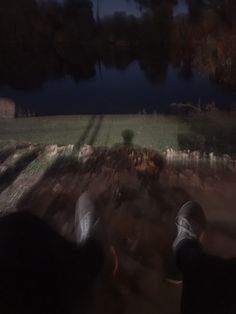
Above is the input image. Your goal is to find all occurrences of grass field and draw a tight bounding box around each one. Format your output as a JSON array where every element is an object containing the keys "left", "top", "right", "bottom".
[
  {"left": 0, "top": 115, "right": 189, "bottom": 152},
  {"left": 1, "top": 113, "right": 236, "bottom": 156}
]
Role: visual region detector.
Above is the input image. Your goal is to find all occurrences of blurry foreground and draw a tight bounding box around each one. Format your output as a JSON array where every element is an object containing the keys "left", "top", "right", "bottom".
[{"left": 0, "top": 134, "right": 235, "bottom": 313}]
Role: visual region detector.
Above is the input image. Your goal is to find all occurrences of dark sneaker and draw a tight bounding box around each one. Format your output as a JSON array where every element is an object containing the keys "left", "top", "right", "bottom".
[
  {"left": 74, "top": 191, "right": 100, "bottom": 243},
  {"left": 166, "top": 258, "right": 183, "bottom": 285},
  {"left": 173, "top": 201, "right": 206, "bottom": 253}
]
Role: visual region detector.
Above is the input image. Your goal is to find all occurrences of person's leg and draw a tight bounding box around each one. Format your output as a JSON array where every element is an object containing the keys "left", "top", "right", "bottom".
[
  {"left": 75, "top": 192, "right": 105, "bottom": 279},
  {"left": 173, "top": 201, "right": 236, "bottom": 314},
  {"left": 175, "top": 239, "right": 236, "bottom": 314},
  {"left": 75, "top": 192, "right": 118, "bottom": 278}
]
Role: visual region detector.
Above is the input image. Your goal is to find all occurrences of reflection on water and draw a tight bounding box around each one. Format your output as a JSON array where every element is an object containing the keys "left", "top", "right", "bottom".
[
  {"left": 173, "top": 0, "right": 188, "bottom": 16},
  {"left": 1, "top": 62, "right": 236, "bottom": 116},
  {"left": 41, "top": 0, "right": 188, "bottom": 17},
  {"left": 0, "top": 0, "right": 236, "bottom": 116},
  {"left": 91, "top": 0, "right": 188, "bottom": 18},
  {"left": 92, "top": 0, "right": 142, "bottom": 17}
]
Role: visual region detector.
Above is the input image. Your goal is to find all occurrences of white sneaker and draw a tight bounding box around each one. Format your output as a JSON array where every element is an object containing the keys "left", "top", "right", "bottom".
[{"left": 74, "top": 192, "right": 100, "bottom": 243}]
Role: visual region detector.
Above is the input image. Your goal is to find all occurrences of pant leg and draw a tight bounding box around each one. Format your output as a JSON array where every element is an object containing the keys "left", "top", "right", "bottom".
[
  {"left": 59, "top": 238, "right": 105, "bottom": 314},
  {"left": 78, "top": 238, "right": 105, "bottom": 282},
  {"left": 175, "top": 240, "right": 236, "bottom": 314}
]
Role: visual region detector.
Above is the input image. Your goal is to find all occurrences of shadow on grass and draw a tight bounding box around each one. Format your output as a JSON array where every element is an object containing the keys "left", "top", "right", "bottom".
[
  {"left": 0, "top": 143, "right": 31, "bottom": 164},
  {"left": 121, "top": 129, "right": 135, "bottom": 146},
  {"left": 88, "top": 115, "right": 104, "bottom": 146},
  {"left": 0, "top": 147, "right": 41, "bottom": 194},
  {"left": 75, "top": 115, "right": 97, "bottom": 149},
  {"left": 17, "top": 154, "right": 82, "bottom": 227},
  {"left": 0, "top": 148, "right": 16, "bottom": 164}
]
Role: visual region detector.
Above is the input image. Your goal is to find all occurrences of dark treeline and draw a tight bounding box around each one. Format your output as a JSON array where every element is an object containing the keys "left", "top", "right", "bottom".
[{"left": 0, "top": 0, "right": 236, "bottom": 89}]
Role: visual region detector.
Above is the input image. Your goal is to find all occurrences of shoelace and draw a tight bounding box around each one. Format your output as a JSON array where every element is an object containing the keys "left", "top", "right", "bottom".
[{"left": 175, "top": 217, "right": 197, "bottom": 239}]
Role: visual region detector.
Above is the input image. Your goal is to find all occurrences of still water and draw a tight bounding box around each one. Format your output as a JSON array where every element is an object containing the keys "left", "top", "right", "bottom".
[
  {"left": 92, "top": 0, "right": 142, "bottom": 17},
  {"left": 0, "top": 0, "right": 236, "bottom": 116},
  {"left": 1, "top": 62, "right": 236, "bottom": 116},
  {"left": 42, "top": 0, "right": 188, "bottom": 17},
  {"left": 91, "top": 0, "right": 188, "bottom": 17}
]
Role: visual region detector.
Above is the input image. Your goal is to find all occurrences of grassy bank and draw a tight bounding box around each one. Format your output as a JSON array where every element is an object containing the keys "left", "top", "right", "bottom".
[
  {"left": 0, "top": 115, "right": 188, "bottom": 152},
  {"left": 0, "top": 113, "right": 236, "bottom": 157}
]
